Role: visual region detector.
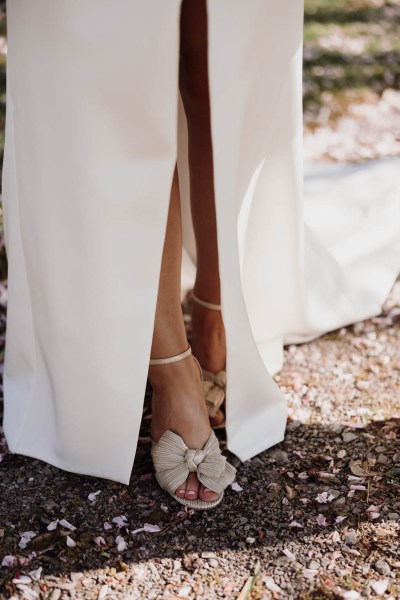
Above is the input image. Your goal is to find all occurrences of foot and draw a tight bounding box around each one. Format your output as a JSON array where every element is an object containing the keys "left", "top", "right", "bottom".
[
  {"left": 190, "top": 296, "right": 226, "bottom": 427},
  {"left": 149, "top": 354, "right": 220, "bottom": 503}
]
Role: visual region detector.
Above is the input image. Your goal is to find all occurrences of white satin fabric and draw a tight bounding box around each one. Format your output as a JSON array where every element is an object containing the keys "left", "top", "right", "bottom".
[{"left": 2, "top": 1, "right": 400, "bottom": 485}]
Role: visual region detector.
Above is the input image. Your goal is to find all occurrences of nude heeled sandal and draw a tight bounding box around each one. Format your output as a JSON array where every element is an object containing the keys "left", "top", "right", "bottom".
[
  {"left": 191, "top": 292, "right": 227, "bottom": 429},
  {"left": 149, "top": 345, "right": 236, "bottom": 510}
]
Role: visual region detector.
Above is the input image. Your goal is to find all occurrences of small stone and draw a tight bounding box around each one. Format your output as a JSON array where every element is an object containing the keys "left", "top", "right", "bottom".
[
  {"left": 70, "top": 573, "right": 83, "bottom": 582},
  {"left": 342, "top": 432, "right": 358, "bottom": 443},
  {"left": 307, "top": 560, "right": 320, "bottom": 570},
  {"left": 342, "top": 592, "right": 361, "bottom": 600},
  {"left": 344, "top": 531, "right": 358, "bottom": 546},
  {"left": 377, "top": 453, "right": 389, "bottom": 464},
  {"left": 49, "top": 590, "right": 61, "bottom": 600},
  {"left": 375, "top": 446, "right": 386, "bottom": 452},
  {"left": 388, "top": 513, "right": 399, "bottom": 521},
  {"left": 374, "top": 560, "right": 391, "bottom": 575},
  {"left": 333, "top": 497, "right": 346, "bottom": 507},
  {"left": 208, "top": 559, "right": 218, "bottom": 568},
  {"left": 269, "top": 450, "right": 289, "bottom": 463}
]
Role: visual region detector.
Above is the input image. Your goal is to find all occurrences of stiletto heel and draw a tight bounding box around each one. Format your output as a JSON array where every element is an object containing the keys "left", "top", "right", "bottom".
[
  {"left": 191, "top": 292, "right": 227, "bottom": 429},
  {"left": 149, "top": 345, "right": 236, "bottom": 510}
]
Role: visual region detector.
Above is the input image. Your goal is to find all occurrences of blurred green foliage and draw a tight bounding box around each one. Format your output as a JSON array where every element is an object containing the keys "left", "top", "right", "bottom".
[{"left": 303, "top": 0, "right": 400, "bottom": 118}]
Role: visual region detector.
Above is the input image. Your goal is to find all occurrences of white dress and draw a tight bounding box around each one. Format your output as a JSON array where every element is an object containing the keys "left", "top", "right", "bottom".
[{"left": 2, "top": 0, "right": 400, "bottom": 485}]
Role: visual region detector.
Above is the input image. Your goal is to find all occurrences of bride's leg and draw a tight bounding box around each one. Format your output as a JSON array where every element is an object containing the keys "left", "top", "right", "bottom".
[
  {"left": 179, "top": 0, "right": 226, "bottom": 409},
  {"left": 148, "top": 165, "right": 219, "bottom": 503}
]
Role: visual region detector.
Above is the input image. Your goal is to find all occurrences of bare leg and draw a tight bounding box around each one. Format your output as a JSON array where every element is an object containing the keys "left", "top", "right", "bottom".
[
  {"left": 179, "top": 0, "right": 226, "bottom": 422},
  {"left": 148, "top": 166, "right": 219, "bottom": 503}
]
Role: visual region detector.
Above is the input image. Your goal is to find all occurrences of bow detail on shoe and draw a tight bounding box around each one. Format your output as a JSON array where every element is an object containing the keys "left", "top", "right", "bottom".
[
  {"left": 151, "top": 429, "right": 236, "bottom": 496},
  {"left": 202, "top": 369, "right": 226, "bottom": 418}
]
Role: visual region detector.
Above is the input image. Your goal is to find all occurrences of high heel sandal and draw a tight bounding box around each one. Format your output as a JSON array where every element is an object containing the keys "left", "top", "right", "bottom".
[
  {"left": 191, "top": 292, "right": 227, "bottom": 429},
  {"left": 149, "top": 345, "right": 236, "bottom": 510}
]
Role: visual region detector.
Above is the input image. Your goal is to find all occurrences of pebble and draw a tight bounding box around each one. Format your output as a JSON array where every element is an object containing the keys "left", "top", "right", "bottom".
[
  {"left": 342, "top": 432, "right": 358, "bottom": 443},
  {"left": 374, "top": 559, "right": 391, "bottom": 575},
  {"left": 307, "top": 560, "right": 320, "bottom": 570},
  {"left": 377, "top": 453, "right": 389, "bottom": 464},
  {"left": 269, "top": 450, "right": 289, "bottom": 463},
  {"left": 70, "top": 573, "right": 83, "bottom": 582},
  {"left": 333, "top": 497, "right": 346, "bottom": 507},
  {"left": 344, "top": 531, "right": 358, "bottom": 546},
  {"left": 388, "top": 513, "right": 399, "bottom": 521},
  {"left": 49, "top": 590, "right": 61, "bottom": 600}
]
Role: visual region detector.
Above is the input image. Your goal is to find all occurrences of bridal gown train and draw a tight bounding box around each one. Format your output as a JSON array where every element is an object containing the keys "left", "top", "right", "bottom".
[{"left": 2, "top": 0, "right": 400, "bottom": 485}]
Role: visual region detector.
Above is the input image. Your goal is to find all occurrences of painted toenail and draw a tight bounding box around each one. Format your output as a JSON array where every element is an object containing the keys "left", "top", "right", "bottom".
[
  {"left": 186, "top": 490, "right": 196, "bottom": 496},
  {"left": 177, "top": 489, "right": 185, "bottom": 495}
]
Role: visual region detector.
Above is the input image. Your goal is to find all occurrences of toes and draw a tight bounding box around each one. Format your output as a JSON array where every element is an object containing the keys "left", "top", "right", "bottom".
[
  {"left": 210, "top": 409, "right": 225, "bottom": 428},
  {"left": 176, "top": 485, "right": 186, "bottom": 499},
  {"left": 199, "top": 484, "right": 220, "bottom": 503},
  {"left": 184, "top": 472, "right": 200, "bottom": 500}
]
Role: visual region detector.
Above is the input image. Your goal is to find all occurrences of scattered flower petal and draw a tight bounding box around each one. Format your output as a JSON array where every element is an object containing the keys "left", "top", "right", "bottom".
[
  {"left": 103, "top": 522, "right": 113, "bottom": 531},
  {"left": 231, "top": 482, "right": 243, "bottom": 492},
  {"left": 335, "top": 516, "right": 346, "bottom": 524},
  {"left": 66, "top": 536, "right": 76, "bottom": 547},
  {"left": 115, "top": 535, "right": 127, "bottom": 551},
  {"left": 19, "top": 531, "right": 37, "bottom": 549},
  {"left": 112, "top": 515, "right": 128, "bottom": 529},
  {"left": 143, "top": 523, "right": 161, "bottom": 533},
  {"left": 47, "top": 520, "right": 58, "bottom": 531},
  {"left": 316, "top": 514, "right": 328, "bottom": 526},
  {"left": 29, "top": 567, "right": 43, "bottom": 581},
  {"left": 88, "top": 490, "right": 101, "bottom": 502},
  {"left": 315, "top": 492, "right": 335, "bottom": 503},
  {"left": 289, "top": 521, "right": 304, "bottom": 528},
  {"left": 283, "top": 548, "right": 296, "bottom": 561},
  {"left": 59, "top": 519, "right": 77, "bottom": 531},
  {"left": 2, "top": 555, "right": 17, "bottom": 567},
  {"left": 94, "top": 536, "right": 106, "bottom": 547}
]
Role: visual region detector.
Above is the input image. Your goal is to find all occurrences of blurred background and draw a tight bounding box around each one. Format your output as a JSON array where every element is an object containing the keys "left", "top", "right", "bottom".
[{"left": 0, "top": 0, "right": 399, "bottom": 381}]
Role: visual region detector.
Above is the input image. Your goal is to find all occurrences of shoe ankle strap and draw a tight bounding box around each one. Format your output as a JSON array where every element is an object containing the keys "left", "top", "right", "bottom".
[
  {"left": 149, "top": 345, "right": 192, "bottom": 366},
  {"left": 191, "top": 291, "right": 221, "bottom": 311}
]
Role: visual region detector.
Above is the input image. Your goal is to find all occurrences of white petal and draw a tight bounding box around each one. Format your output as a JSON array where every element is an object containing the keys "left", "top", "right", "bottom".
[
  {"left": 316, "top": 514, "right": 328, "bottom": 526},
  {"left": 289, "top": 521, "right": 304, "bottom": 528},
  {"left": 15, "top": 584, "right": 39, "bottom": 600},
  {"left": 66, "top": 536, "right": 76, "bottom": 547},
  {"left": 231, "top": 482, "right": 243, "bottom": 492},
  {"left": 112, "top": 516, "right": 127, "bottom": 528},
  {"left": 143, "top": 524, "right": 161, "bottom": 533},
  {"left": 94, "top": 536, "right": 106, "bottom": 547},
  {"left": 59, "top": 519, "right": 77, "bottom": 531},
  {"left": 115, "top": 535, "right": 127, "bottom": 551},
  {"left": 88, "top": 490, "right": 102, "bottom": 502},
  {"left": 335, "top": 516, "right": 346, "bottom": 523},
  {"left": 131, "top": 528, "right": 146, "bottom": 535},
  {"left": 28, "top": 567, "right": 43, "bottom": 581},
  {"left": 103, "top": 522, "right": 113, "bottom": 530},
  {"left": 1, "top": 555, "right": 17, "bottom": 567},
  {"left": 47, "top": 520, "right": 59, "bottom": 531},
  {"left": 282, "top": 548, "right": 296, "bottom": 561},
  {"left": 13, "top": 576, "right": 32, "bottom": 584}
]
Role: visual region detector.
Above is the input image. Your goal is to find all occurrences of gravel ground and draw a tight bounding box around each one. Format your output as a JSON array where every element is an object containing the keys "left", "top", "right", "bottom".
[{"left": 0, "top": 274, "right": 399, "bottom": 599}]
